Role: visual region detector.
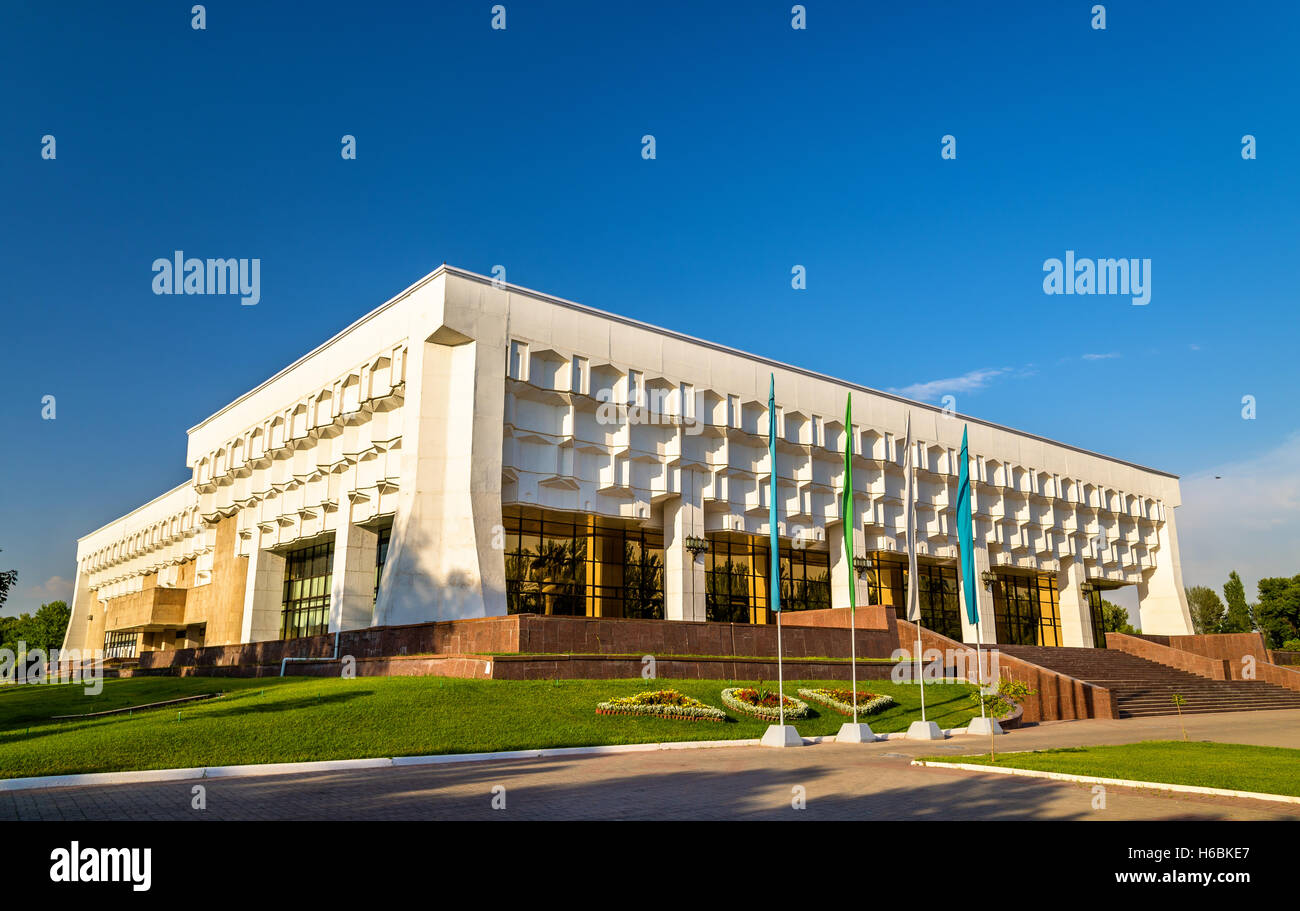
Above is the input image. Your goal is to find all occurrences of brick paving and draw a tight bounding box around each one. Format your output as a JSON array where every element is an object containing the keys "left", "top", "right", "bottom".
[{"left": 3, "top": 709, "right": 1299, "bottom": 821}]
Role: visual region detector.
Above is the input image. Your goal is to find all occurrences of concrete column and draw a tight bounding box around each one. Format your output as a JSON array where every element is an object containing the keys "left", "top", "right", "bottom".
[
  {"left": 959, "top": 539, "right": 996, "bottom": 644},
  {"left": 1057, "top": 557, "right": 1091, "bottom": 647},
  {"left": 61, "top": 568, "right": 97, "bottom": 654},
  {"left": 663, "top": 485, "right": 706, "bottom": 621},
  {"left": 240, "top": 542, "right": 285, "bottom": 643},
  {"left": 329, "top": 522, "right": 379, "bottom": 632},
  {"left": 1136, "top": 506, "right": 1194, "bottom": 634},
  {"left": 375, "top": 282, "right": 510, "bottom": 626}
]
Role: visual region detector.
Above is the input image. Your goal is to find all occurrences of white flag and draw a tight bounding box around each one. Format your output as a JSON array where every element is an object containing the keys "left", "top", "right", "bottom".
[{"left": 904, "top": 413, "right": 919, "bottom": 623}]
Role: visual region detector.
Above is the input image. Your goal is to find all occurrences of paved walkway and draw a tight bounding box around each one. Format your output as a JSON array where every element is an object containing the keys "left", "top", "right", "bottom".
[{"left": 4, "top": 710, "right": 1299, "bottom": 821}]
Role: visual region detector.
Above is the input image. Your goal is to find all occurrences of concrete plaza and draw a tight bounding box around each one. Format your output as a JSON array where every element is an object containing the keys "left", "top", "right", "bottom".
[{"left": 3, "top": 709, "right": 1298, "bottom": 821}]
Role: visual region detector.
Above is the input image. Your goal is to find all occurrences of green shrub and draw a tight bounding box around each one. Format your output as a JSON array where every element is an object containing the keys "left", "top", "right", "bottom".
[{"left": 972, "top": 678, "right": 1036, "bottom": 718}]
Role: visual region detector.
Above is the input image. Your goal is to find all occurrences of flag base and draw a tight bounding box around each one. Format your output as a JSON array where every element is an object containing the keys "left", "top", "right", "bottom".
[
  {"left": 966, "top": 716, "right": 1004, "bottom": 736},
  {"left": 761, "top": 724, "right": 803, "bottom": 748},
  {"left": 836, "top": 722, "right": 876, "bottom": 743},
  {"left": 905, "top": 720, "right": 944, "bottom": 741}
]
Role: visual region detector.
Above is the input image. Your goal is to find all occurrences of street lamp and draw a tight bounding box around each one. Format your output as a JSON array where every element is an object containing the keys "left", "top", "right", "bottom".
[
  {"left": 1080, "top": 580, "right": 1096, "bottom": 599},
  {"left": 980, "top": 569, "right": 996, "bottom": 591},
  {"left": 852, "top": 553, "right": 874, "bottom": 579},
  {"left": 684, "top": 535, "right": 709, "bottom": 558}
]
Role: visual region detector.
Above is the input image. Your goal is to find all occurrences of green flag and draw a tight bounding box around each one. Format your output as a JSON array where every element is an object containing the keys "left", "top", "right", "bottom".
[
  {"left": 842, "top": 394, "right": 855, "bottom": 609},
  {"left": 768, "top": 374, "right": 781, "bottom": 614}
]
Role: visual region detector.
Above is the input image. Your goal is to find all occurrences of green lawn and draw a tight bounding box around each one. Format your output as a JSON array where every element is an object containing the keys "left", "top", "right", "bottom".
[
  {"left": 922, "top": 740, "right": 1300, "bottom": 797},
  {"left": 0, "top": 675, "right": 979, "bottom": 779}
]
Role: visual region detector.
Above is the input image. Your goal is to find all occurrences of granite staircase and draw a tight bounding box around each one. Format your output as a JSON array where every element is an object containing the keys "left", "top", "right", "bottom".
[{"left": 994, "top": 645, "right": 1300, "bottom": 718}]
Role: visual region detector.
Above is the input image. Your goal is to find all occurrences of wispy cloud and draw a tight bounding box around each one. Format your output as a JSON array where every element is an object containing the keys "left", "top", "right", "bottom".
[
  {"left": 1082, "top": 352, "right": 1120, "bottom": 360},
  {"left": 1177, "top": 432, "right": 1300, "bottom": 599},
  {"left": 889, "top": 367, "right": 1013, "bottom": 402},
  {"left": 15, "top": 575, "right": 74, "bottom": 610}
]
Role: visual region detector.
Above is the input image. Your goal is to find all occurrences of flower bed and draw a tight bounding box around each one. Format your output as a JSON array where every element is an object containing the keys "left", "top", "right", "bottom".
[
  {"left": 596, "top": 689, "right": 727, "bottom": 722},
  {"left": 798, "top": 687, "right": 896, "bottom": 716},
  {"left": 720, "top": 686, "right": 810, "bottom": 721}
]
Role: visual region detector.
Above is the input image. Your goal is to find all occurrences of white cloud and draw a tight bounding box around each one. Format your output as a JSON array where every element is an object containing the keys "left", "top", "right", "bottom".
[
  {"left": 16, "top": 575, "right": 74, "bottom": 608},
  {"left": 890, "top": 366, "right": 1012, "bottom": 402},
  {"left": 1082, "top": 352, "right": 1120, "bottom": 360},
  {"left": 1176, "top": 432, "right": 1300, "bottom": 601}
]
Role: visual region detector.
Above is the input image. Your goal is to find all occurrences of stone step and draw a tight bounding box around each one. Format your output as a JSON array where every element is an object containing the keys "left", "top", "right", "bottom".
[
  {"left": 993, "top": 643, "right": 1300, "bottom": 718},
  {"left": 1121, "top": 703, "right": 1300, "bottom": 717}
]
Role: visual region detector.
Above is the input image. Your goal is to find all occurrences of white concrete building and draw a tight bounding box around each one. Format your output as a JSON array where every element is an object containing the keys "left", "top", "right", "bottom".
[{"left": 63, "top": 266, "right": 1194, "bottom": 660}]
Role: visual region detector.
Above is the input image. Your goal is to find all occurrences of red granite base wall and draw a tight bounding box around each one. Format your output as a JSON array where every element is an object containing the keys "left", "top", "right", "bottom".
[
  {"left": 1135, "top": 632, "right": 1269, "bottom": 678},
  {"left": 895, "top": 619, "right": 1117, "bottom": 723},
  {"left": 131, "top": 613, "right": 902, "bottom": 673},
  {"left": 482, "top": 655, "right": 901, "bottom": 681},
  {"left": 1131, "top": 633, "right": 1300, "bottom": 691},
  {"left": 1107, "top": 633, "right": 1231, "bottom": 680},
  {"left": 118, "top": 653, "right": 904, "bottom": 682}
]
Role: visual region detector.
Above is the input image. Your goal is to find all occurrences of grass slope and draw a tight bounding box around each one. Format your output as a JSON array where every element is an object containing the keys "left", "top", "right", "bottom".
[
  {"left": 923, "top": 740, "right": 1300, "bottom": 797},
  {"left": 0, "top": 676, "right": 978, "bottom": 779}
]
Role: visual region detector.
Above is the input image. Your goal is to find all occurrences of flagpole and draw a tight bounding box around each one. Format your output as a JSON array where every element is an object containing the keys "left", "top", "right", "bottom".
[
  {"left": 912, "top": 511, "right": 928, "bottom": 723},
  {"left": 917, "top": 628, "right": 927, "bottom": 722},
  {"left": 906, "top": 431, "right": 927, "bottom": 723},
  {"left": 764, "top": 372, "right": 791, "bottom": 744},
  {"left": 777, "top": 609, "right": 785, "bottom": 727},
  {"left": 957, "top": 424, "right": 997, "bottom": 737},
  {"left": 851, "top": 578, "right": 858, "bottom": 725},
  {"left": 773, "top": 376, "right": 784, "bottom": 727},
  {"left": 836, "top": 393, "right": 872, "bottom": 744},
  {"left": 845, "top": 394, "right": 859, "bottom": 725},
  {"left": 901, "top": 411, "right": 936, "bottom": 740}
]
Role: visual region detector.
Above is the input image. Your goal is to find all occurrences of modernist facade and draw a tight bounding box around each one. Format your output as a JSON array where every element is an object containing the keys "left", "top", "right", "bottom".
[{"left": 62, "top": 267, "right": 1195, "bottom": 660}]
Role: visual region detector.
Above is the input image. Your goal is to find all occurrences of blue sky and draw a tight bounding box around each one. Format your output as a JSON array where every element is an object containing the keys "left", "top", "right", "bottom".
[{"left": 2, "top": 1, "right": 1298, "bottom": 618}]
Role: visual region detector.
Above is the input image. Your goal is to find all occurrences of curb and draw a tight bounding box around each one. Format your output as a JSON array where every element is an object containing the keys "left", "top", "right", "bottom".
[
  {"left": 0, "top": 737, "right": 767, "bottom": 793},
  {"left": 910, "top": 759, "right": 1300, "bottom": 805},
  {"left": 0, "top": 727, "right": 984, "bottom": 793}
]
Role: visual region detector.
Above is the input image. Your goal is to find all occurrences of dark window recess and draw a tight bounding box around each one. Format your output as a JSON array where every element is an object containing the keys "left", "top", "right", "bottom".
[
  {"left": 502, "top": 508, "right": 665, "bottom": 619},
  {"left": 280, "top": 541, "right": 334, "bottom": 640},
  {"left": 373, "top": 525, "right": 392, "bottom": 607},
  {"left": 104, "top": 630, "right": 138, "bottom": 660}
]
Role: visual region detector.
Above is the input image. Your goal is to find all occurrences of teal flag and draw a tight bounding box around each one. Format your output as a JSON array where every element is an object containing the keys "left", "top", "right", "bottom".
[
  {"left": 842, "top": 394, "right": 855, "bottom": 609},
  {"left": 957, "top": 425, "right": 978, "bottom": 625},
  {"left": 768, "top": 374, "right": 781, "bottom": 614}
]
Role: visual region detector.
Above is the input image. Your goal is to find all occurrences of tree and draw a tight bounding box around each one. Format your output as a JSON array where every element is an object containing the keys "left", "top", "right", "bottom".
[
  {"left": 1221, "top": 570, "right": 1256, "bottom": 633},
  {"left": 0, "top": 615, "right": 17, "bottom": 655},
  {"left": 1100, "top": 599, "right": 1139, "bottom": 635},
  {"left": 1255, "top": 575, "right": 1300, "bottom": 649},
  {"left": 0, "top": 548, "right": 16, "bottom": 612},
  {"left": 0, "top": 601, "right": 69, "bottom": 683},
  {"left": 1185, "top": 585, "right": 1225, "bottom": 634},
  {"left": 24, "top": 600, "right": 71, "bottom": 653},
  {"left": 970, "top": 678, "right": 1036, "bottom": 762}
]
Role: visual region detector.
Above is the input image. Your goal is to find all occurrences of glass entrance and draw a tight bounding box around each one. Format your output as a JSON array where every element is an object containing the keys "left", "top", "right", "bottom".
[{"left": 991, "top": 572, "right": 1062, "bottom": 646}]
